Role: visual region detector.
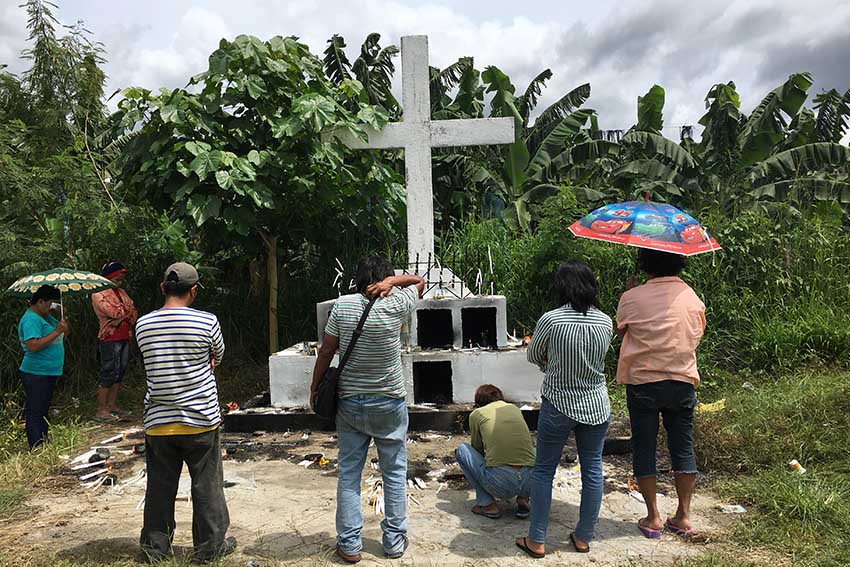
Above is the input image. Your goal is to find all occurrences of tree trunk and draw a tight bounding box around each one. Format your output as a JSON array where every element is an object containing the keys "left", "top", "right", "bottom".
[{"left": 260, "top": 231, "right": 279, "bottom": 354}]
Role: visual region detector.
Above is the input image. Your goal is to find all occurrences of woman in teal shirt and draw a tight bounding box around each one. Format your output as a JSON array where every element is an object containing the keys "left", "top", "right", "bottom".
[{"left": 18, "top": 285, "right": 68, "bottom": 449}]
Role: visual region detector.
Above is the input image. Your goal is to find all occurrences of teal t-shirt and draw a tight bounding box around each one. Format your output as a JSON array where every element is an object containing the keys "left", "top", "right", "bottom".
[{"left": 18, "top": 310, "right": 64, "bottom": 376}]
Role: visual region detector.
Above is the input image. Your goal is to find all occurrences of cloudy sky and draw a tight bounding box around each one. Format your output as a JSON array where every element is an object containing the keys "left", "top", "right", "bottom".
[{"left": 2, "top": 0, "right": 849, "bottom": 137}]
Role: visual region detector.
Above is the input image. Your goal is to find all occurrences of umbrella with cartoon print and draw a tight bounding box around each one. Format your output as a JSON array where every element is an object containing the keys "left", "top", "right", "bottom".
[{"left": 5, "top": 268, "right": 117, "bottom": 318}]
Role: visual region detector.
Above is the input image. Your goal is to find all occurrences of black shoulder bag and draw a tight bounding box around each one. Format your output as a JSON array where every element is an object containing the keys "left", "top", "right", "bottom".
[{"left": 312, "top": 297, "right": 377, "bottom": 420}]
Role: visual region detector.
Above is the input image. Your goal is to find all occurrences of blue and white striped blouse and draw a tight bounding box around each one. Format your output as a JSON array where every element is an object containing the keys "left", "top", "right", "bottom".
[
  {"left": 135, "top": 307, "right": 225, "bottom": 430},
  {"left": 527, "top": 305, "right": 613, "bottom": 425}
]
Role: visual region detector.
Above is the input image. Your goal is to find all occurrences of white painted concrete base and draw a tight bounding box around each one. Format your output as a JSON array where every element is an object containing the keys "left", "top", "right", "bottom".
[{"left": 269, "top": 345, "right": 542, "bottom": 408}]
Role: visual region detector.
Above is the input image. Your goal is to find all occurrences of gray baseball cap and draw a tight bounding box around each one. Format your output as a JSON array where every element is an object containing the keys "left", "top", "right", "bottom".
[{"left": 163, "top": 262, "right": 203, "bottom": 287}]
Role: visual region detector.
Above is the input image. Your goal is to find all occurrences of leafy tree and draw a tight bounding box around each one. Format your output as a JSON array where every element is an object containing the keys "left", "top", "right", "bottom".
[
  {"left": 323, "top": 33, "right": 399, "bottom": 117},
  {"left": 115, "top": 35, "right": 401, "bottom": 352}
]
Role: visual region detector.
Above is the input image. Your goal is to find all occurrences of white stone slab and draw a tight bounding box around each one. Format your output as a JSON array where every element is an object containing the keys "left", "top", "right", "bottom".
[{"left": 269, "top": 345, "right": 540, "bottom": 408}]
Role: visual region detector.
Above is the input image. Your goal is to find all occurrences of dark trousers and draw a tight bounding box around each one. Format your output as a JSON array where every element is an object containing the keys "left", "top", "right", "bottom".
[
  {"left": 98, "top": 340, "right": 130, "bottom": 387},
  {"left": 20, "top": 371, "right": 58, "bottom": 450},
  {"left": 627, "top": 380, "right": 698, "bottom": 478},
  {"left": 140, "top": 428, "right": 230, "bottom": 561}
]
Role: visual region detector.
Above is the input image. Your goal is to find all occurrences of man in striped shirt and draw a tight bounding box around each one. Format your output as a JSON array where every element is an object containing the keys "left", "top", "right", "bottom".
[
  {"left": 311, "top": 256, "right": 424, "bottom": 564},
  {"left": 135, "top": 262, "right": 235, "bottom": 563}
]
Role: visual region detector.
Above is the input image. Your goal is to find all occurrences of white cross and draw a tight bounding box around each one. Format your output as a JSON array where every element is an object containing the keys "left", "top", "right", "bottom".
[{"left": 340, "top": 35, "right": 515, "bottom": 267}]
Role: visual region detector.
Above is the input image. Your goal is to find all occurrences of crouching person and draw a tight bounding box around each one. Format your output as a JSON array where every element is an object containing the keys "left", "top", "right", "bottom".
[
  {"left": 456, "top": 385, "right": 535, "bottom": 520},
  {"left": 135, "top": 263, "right": 235, "bottom": 563}
]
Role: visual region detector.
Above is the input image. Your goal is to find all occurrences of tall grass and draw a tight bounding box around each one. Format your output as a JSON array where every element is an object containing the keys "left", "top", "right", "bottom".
[{"left": 698, "top": 369, "right": 850, "bottom": 567}]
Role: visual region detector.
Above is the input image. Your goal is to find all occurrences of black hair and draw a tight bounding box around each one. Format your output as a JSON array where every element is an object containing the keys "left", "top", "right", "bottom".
[
  {"left": 163, "top": 271, "right": 194, "bottom": 297},
  {"left": 554, "top": 261, "right": 600, "bottom": 315},
  {"left": 30, "top": 285, "right": 60, "bottom": 305},
  {"left": 474, "top": 384, "right": 504, "bottom": 407},
  {"left": 354, "top": 256, "right": 394, "bottom": 294},
  {"left": 636, "top": 248, "right": 686, "bottom": 277}
]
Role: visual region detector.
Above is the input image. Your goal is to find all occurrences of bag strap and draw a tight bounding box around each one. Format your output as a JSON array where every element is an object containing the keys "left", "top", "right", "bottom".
[{"left": 336, "top": 297, "right": 377, "bottom": 375}]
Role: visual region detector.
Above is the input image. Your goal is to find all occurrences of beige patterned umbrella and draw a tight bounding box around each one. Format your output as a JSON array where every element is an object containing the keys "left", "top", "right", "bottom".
[{"left": 5, "top": 268, "right": 117, "bottom": 318}]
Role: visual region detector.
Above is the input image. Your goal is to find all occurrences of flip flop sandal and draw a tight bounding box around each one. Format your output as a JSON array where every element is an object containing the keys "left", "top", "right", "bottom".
[
  {"left": 515, "top": 537, "right": 545, "bottom": 559},
  {"left": 638, "top": 520, "right": 663, "bottom": 539},
  {"left": 94, "top": 415, "right": 120, "bottom": 423},
  {"left": 472, "top": 506, "right": 502, "bottom": 519},
  {"left": 570, "top": 532, "right": 590, "bottom": 553},
  {"left": 665, "top": 519, "right": 695, "bottom": 538}
]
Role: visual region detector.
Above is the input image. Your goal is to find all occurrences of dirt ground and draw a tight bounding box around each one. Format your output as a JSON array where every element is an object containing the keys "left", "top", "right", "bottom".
[{"left": 2, "top": 426, "right": 741, "bottom": 566}]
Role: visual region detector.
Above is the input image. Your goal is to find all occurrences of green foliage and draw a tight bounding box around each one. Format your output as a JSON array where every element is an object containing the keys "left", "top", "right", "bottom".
[{"left": 698, "top": 369, "right": 850, "bottom": 566}]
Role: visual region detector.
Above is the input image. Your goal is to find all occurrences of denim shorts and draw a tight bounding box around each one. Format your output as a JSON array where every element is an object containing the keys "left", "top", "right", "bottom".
[
  {"left": 627, "top": 380, "right": 698, "bottom": 478},
  {"left": 98, "top": 340, "right": 130, "bottom": 387}
]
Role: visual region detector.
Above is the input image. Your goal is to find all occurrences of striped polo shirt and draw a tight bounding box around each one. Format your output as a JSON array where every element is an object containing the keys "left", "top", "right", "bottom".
[
  {"left": 527, "top": 305, "right": 613, "bottom": 425},
  {"left": 325, "top": 286, "right": 418, "bottom": 399},
  {"left": 135, "top": 307, "right": 225, "bottom": 430}
]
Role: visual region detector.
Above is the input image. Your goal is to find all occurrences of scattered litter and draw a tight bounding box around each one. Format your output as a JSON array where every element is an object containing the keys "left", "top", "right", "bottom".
[
  {"left": 414, "top": 477, "right": 428, "bottom": 490},
  {"left": 628, "top": 490, "right": 645, "bottom": 503},
  {"left": 436, "top": 482, "right": 447, "bottom": 496},
  {"left": 367, "top": 480, "right": 384, "bottom": 516},
  {"left": 719, "top": 504, "right": 747, "bottom": 514},
  {"left": 301, "top": 433, "right": 310, "bottom": 441},
  {"left": 135, "top": 495, "right": 145, "bottom": 511},
  {"left": 426, "top": 468, "right": 447, "bottom": 479},
  {"left": 742, "top": 381, "right": 755, "bottom": 391},
  {"left": 80, "top": 468, "right": 109, "bottom": 481},
  {"left": 71, "top": 460, "right": 106, "bottom": 471},
  {"left": 789, "top": 459, "right": 806, "bottom": 475},
  {"left": 408, "top": 493, "right": 421, "bottom": 506},
  {"left": 407, "top": 479, "right": 415, "bottom": 490},
  {"left": 98, "top": 433, "right": 124, "bottom": 445},
  {"left": 370, "top": 458, "right": 380, "bottom": 471},
  {"left": 226, "top": 401, "right": 240, "bottom": 412},
  {"left": 71, "top": 449, "right": 97, "bottom": 465},
  {"left": 697, "top": 399, "right": 726, "bottom": 414}
]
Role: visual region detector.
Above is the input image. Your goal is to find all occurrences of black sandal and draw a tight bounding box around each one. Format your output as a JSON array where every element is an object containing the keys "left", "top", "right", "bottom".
[
  {"left": 515, "top": 537, "right": 545, "bottom": 559},
  {"left": 570, "top": 532, "right": 590, "bottom": 553}
]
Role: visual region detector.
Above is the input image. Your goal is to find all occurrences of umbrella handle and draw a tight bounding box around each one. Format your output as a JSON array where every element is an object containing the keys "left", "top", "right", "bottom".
[{"left": 60, "top": 291, "right": 64, "bottom": 320}]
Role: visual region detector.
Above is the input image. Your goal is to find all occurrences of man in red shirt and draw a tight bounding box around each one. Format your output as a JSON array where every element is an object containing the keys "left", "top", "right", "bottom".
[{"left": 92, "top": 262, "right": 138, "bottom": 421}]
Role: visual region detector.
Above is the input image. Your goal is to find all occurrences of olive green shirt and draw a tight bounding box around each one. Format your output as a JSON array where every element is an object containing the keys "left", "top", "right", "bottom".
[{"left": 469, "top": 400, "right": 536, "bottom": 468}]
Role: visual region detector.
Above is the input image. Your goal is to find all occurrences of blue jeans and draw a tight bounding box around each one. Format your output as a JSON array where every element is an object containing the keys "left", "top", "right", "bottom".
[
  {"left": 336, "top": 395, "right": 408, "bottom": 556},
  {"left": 627, "top": 381, "right": 698, "bottom": 478},
  {"left": 20, "top": 371, "right": 58, "bottom": 450},
  {"left": 529, "top": 398, "right": 609, "bottom": 544},
  {"left": 455, "top": 443, "right": 531, "bottom": 506}
]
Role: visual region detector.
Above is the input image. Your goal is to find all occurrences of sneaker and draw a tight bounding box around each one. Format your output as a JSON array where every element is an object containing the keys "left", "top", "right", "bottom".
[
  {"left": 385, "top": 536, "right": 409, "bottom": 559},
  {"left": 193, "top": 536, "right": 237, "bottom": 564}
]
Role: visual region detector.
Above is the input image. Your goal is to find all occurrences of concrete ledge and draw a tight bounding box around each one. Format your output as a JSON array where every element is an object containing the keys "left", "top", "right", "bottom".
[{"left": 223, "top": 407, "right": 631, "bottom": 455}]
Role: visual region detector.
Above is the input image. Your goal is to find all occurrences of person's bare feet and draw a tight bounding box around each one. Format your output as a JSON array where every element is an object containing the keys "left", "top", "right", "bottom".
[
  {"left": 639, "top": 516, "right": 664, "bottom": 531},
  {"left": 515, "top": 537, "right": 544, "bottom": 556},
  {"left": 666, "top": 515, "right": 693, "bottom": 532}
]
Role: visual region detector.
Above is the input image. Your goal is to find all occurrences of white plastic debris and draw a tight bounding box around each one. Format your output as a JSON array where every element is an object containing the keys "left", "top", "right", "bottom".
[
  {"left": 71, "top": 460, "right": 106, "bottom": 471},
  {"left": 628, "top": 490, "right": 645, "bottom": 503},
  {"left": 414, "top": 477, "right": 428, "bottom": 490},
  {"left": 98, "top": 433, "right": 124, "bottom": 445},
  {"left": 80, "top": 468, "right": 109, "bottom": 481},
  {"left": 789, "top": 459, "right": 806, "bottom": 475},
  {"left": 71, "top": 449, "right": 97, "bottom": 465},
  {"left": 719, "top": 504, "right": 747, "bottom": 514}
]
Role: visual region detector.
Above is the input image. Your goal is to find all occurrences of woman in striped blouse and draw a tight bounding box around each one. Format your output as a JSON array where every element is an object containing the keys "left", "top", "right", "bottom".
[{"left": 516, "top": 261, "right": 613, "bottom": 559}]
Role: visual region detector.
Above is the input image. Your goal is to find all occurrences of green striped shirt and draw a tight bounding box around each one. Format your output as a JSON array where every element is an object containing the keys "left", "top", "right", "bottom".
[
  {"left": 528, "top": 305, "right": 613, "bottom": 425},
  {"left": 325, "top": 286, "right": 418, "bottom": 399}
]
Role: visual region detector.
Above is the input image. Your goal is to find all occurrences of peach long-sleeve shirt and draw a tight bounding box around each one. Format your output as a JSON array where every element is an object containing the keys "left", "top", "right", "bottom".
[
  {"left": 616, "top": 276, "right": 706, "bottom": 387},
  {"left": 92, "top": 287, "right": 138, "bottom": 341}
]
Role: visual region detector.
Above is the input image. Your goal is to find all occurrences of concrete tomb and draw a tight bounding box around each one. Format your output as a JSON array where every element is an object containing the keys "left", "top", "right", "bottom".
[{"left": 268, "top": 35, "right": 541, "bottom": 409}]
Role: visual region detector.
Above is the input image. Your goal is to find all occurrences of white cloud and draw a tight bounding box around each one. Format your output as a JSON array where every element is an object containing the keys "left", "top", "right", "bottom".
[{"left": 2, "top": 0, "right": 849, "bottom": 139}]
